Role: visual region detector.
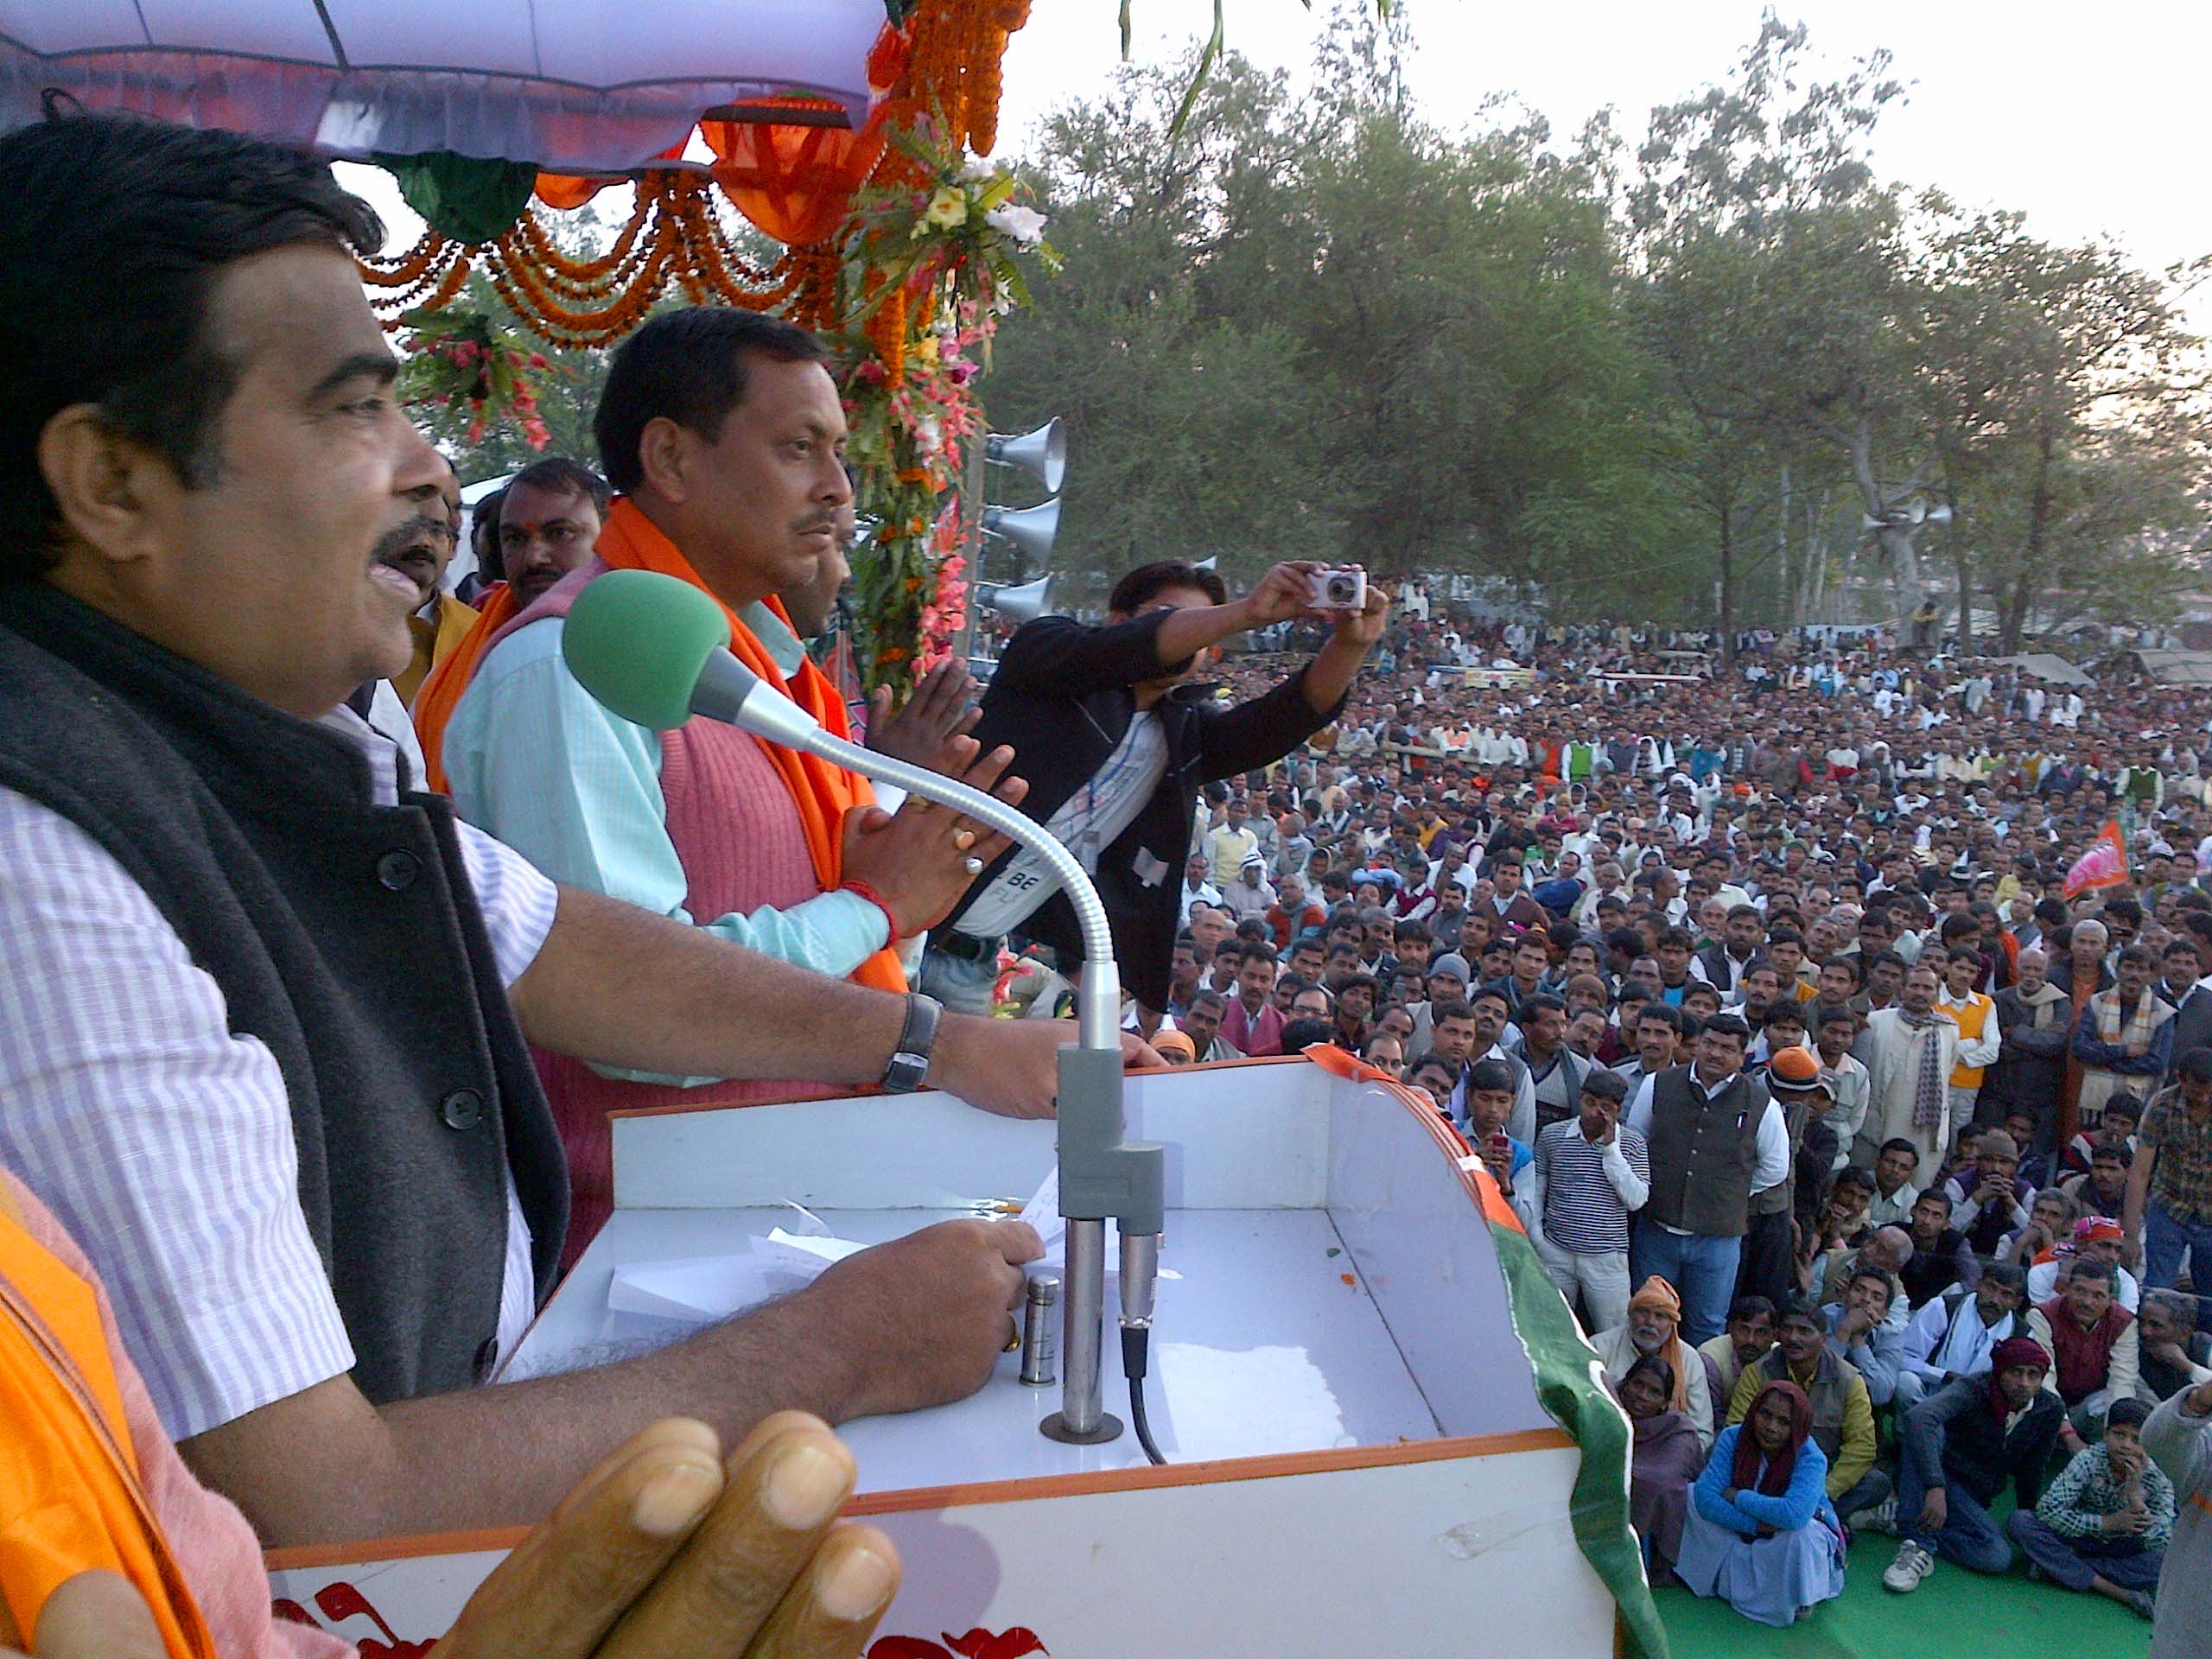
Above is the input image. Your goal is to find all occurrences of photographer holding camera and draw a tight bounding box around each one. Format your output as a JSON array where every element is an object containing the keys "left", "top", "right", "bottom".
[{"left": 921, "top": 560, "right": 1388, "bottom": 1022}]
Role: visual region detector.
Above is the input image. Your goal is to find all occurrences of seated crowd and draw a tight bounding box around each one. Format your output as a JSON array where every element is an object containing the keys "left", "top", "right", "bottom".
[{"left": 1135, "top": 627, "right": 2212, "bottom": 1630}]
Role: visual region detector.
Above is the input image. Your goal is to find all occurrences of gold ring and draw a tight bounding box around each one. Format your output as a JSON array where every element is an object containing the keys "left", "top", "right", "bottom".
[
  {"left": 951, "top": 827, "right": 978, "bottom": 851},
  {"left": 1002, "top": 1325, "right": 1021, "bottom": 1354}
]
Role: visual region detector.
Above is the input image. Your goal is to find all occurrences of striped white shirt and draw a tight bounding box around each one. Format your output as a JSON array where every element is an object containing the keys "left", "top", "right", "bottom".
[
  {"left": 1532, "top": 1119, "right": 1651, "bottom": 1255},
  {"left": 0, "top": 702, "right": 557, "bottom": 1440}
]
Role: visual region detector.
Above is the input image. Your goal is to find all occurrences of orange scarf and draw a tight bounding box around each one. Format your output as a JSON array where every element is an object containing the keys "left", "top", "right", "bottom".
[
  {"left": 0, "top": 1185, "right": 218, "bottom": 1658},
  {"left": 594, "top": 499, "right": 906, "bottom": 993},
  {"left": 411, "top": 580, "right": 522, "bottom": 793}
]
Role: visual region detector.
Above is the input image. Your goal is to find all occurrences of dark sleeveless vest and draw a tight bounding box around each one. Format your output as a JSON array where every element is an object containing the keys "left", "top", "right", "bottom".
[
  {"left": 1642, "top": 1064, "right": 1769, "bottom": 1238},
  {"left": 0, "top": 585, "right": 567, "bottom": 1406}
]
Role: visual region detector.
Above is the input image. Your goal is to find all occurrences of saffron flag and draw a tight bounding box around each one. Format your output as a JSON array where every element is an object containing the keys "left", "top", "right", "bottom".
[{"left": 2063, "top": 819, "right": 2129, "bottom": 900}]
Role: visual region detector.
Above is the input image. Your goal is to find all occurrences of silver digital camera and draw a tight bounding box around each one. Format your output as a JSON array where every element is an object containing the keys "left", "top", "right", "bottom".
[{"left": 1309, "top": 567, "right": 1367, "bottom": 611}]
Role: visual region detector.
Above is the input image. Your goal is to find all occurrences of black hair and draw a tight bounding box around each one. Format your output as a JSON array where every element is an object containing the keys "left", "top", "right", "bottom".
[
  {"left": 1278, "top": 1016, "right": 1334, "bottom": 1055},
  {"left": 1773, "top": 1294, "right": 1823, "bottom": 1332},
  {"left": 1187, "top": 988, "right": 1227, "bottom": 1013},
  {"left": 1430, "top": 998, "right": 1476, "bottom": 1026},
  {"left": 1700, "top": 1012, "right": 1751, "bottom": 1045},
  {"left": 594, "top": 308, "right": 830, "bottom": 493},
  {"left": 0, "top": 108, "right": 385, "bottom": 576},
  {"left": 1109, "top": 560, "right": 1229, "bottom": 614},
  {"left": 1236, "top": 942, "right": 1279, "bottom": 968},
  {"left": 1619, "top": 1353, "right": 1675, "bottom": 1403},
  {"left": 2107, "top": 1396, "right": 2152, "bottom": 1433},
  {"left": 506, "top": 454, "right": 612, "bottom": 516},
  {"left": 1878, "top": 1136, "right": 1920, "bottom": 1161},
  {"left": 1466, "top": 1058, "right": 1516, "bottom": 1094},
  {"left": 2069, "top": 1258, "right": 2116, "bottom": 1287},
  {"left": 1580, "top": 1069, "right": 1629, "bottom": 1104},
  {"left": 1832, "top": 1166, "right": 1878, "bottom": 1196},
  {"left": 1980, "top": 1262, "right": 2026, "bottom": 1295},
  {"left": 1727, "top": 1294, "right": 1776, "bottom": 1325}
]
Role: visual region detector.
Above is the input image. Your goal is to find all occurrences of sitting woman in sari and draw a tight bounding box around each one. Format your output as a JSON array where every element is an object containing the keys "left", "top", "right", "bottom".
[
  {"left": 1618, "top": 1355, "right": 1705, "bottom": 1583},
  {"left": 1673, "top": 1379, "right": 1847, "bottom": 1626}
]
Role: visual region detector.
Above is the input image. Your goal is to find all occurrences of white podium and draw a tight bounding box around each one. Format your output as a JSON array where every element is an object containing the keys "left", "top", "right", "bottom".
[{"left": 267, "top": 1056, "right": 1630, "bottom": 1657}]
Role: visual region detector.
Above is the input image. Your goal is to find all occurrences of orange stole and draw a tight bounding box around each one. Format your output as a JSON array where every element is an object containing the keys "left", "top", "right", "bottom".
[
  {"left": 410, "top": 580, "right": 522, "bottom": 793},
  {"left": 592, "top": 498, "right": 904, "bottom": 992},
  {"left": 0, "top": 1189, "right": 217, "bottom": 1658}
]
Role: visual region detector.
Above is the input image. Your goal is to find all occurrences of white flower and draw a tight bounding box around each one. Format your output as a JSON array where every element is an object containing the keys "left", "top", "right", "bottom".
[{"left": 983, "top": 203, "right": 1048, "bottom": 249}]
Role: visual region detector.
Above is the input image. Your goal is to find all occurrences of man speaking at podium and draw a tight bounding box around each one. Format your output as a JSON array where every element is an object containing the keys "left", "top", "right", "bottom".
[
  {"left": 0, "top": 109, "right": 1142, "bottom": 1548},
  {"left": 923, "top": 559, "right": 1389, "bottom": 1021}
]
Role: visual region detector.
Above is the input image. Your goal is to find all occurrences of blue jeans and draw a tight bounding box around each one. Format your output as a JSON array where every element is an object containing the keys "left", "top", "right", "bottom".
[
  {"left": 1894, "top": 1434, "right": 2013, "bottom": 1573},
  {"left": 2005, "top": 1510, "right": 2162, "bottom": 1592},
  {"left": 2144, "top": 1202, "right": 2212, "bottom": 1295},
  {"left": 918, "top": 941, "right": 1000, "bottom": 1017},
  {"left": 1628, "top": 1223, "right": 1741, "bottom": 1345}
]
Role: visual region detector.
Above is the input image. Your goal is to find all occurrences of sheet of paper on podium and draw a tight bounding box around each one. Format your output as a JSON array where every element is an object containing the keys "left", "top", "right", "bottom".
[{"left": 607, "top": 1228, "right": 864, "bottom": 1324}]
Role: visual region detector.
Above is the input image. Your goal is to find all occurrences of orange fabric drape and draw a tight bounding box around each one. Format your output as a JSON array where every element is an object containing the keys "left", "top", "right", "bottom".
[
  {"left": 533, "top": 172, "right": 610, "bottom": 211},
  {"left": 412, "top": 581, "right": 522, "bottom": 793},
  {"left": 702, "top": 102, "right": 891, "bottom": 248},
  {"left": 594, "top": 499, "right": 906, "bottom": 992},
  {"left": 0, "top": 1192, "right": 219, "bottom": 1659}
]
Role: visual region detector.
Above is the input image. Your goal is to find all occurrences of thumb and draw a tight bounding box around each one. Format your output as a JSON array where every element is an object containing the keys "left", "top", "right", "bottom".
[{"left": 843, "top": 804, "right": 893, "bottom": 844}]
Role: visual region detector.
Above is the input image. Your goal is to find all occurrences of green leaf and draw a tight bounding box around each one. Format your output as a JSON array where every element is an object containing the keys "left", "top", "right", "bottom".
[{"left": 1166, "top": 0, "right": 1227, "bottom": 146}]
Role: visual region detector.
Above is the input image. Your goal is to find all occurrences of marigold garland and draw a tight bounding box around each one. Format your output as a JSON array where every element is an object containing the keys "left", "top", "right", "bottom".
[{"left": 359, "top": 0, "right": 1036, "bottom": 691}]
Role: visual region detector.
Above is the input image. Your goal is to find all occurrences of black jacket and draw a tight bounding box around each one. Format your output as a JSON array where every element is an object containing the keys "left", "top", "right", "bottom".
[
  {"left": 1903, "top": 1376, "right": 2063, "bottom": 1510},
  {"left": 952, "top": 611, "right": 1343, "bottom": 1008}
]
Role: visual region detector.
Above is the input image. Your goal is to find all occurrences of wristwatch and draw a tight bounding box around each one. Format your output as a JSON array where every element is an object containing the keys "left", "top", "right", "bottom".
[{"left": 880, "top": 992, "right": 944, "bottom": 1093}]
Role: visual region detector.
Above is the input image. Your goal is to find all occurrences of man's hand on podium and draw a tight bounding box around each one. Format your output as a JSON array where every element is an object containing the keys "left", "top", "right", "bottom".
[
  {"left": 934, "top": 1018, "right": 1165, "bottom": 1121},
  {"left": 10, "top": 1416, "right": 899, "bottom": 1659},
  {"left": 809, "top": 1219, "right": 1045, "bottom": 1421}
]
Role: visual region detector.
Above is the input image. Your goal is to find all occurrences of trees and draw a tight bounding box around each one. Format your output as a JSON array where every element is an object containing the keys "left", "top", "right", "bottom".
[{"left": 985, "top": 12, "right": 1699, "bottom": 609}]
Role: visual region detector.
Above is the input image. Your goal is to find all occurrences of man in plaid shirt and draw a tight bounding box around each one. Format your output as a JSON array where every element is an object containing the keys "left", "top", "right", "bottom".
[{"left": 2005, "top": 1395, "right": 2172, "bottom": 1621}]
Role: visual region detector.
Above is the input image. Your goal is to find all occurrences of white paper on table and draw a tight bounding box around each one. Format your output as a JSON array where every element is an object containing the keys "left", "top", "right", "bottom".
[
  {"left": 607, "top": 1254, "right": 792, "bottom": 1323},
  {"left": 608, "top": 1230, "right": 866, "bottom": 1325}
]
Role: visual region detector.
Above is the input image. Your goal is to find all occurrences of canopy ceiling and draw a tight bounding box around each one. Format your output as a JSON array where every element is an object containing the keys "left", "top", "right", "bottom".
[{"left": 1, "top": 0, "right": 887, "bottom": 173}]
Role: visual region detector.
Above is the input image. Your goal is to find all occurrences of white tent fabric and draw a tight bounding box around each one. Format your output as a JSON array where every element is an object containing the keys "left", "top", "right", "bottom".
[
  {"left": 1, "top": 1, "right": 887, "bottom": 171},
  {"left": 1993, "top": 652, "right": 2094, "bottom": 687}
]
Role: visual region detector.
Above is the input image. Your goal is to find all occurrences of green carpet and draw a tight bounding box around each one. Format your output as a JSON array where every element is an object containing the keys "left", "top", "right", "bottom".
[{"left": 1653, "top": 1540, "right": 2153, "bottom": 1659}]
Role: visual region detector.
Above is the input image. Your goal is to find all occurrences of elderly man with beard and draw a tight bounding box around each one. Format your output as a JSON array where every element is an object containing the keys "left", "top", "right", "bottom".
[
  {"left": 1592, "top": 1277, "right": 1719, "bottom": 1448},
  {"left": 1983, "top": 947, "right": 2073, "bottom": 1147}
]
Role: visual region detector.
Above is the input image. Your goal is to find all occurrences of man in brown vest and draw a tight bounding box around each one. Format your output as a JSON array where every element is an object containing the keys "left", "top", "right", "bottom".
[{"left": 1623, "top": 1013, "right": 1789, "bottom": 1344}]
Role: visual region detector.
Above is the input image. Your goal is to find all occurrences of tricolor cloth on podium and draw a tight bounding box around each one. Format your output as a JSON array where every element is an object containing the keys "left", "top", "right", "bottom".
[
  {"left": 1304, "top": 1045, "right": 1669, "bottom": 1658},
  {"left": 2063, "top": 819, "right": 2129, "bottom": 899}
]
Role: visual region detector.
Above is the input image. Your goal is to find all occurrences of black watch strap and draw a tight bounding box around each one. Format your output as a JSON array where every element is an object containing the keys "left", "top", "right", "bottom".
[{"left": 881, "top": 992, "right": 944, "bottom": 1093}]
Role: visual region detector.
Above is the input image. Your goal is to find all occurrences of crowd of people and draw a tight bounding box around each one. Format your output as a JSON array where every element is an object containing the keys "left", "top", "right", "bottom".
[
  {"left": 3, "top": 104, "right": 2212, "bottom": 1659},
  {"left": 1135, "top": 615, "right": 2212, "bottom": 1639}
]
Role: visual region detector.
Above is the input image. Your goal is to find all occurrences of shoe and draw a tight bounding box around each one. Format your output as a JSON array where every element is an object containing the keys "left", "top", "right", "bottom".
[
  {"left": 2125, "top": 1589, "right": 2156, "bottom": 1621},
  {"left": 1850, "top": 1497, "right": 1898, "bottom": 1538},
  {"left": 1883, "top": 1541, "right": 1936, "bottom": 1593}
]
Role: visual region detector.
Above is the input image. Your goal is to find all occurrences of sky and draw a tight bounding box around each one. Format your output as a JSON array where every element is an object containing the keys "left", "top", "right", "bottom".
[
  {"left": 342, "top": 2, "right": 2212, "bottom": 327},
  {"left": 993, "top": 0, "right": 2212, "bottom": 321}
]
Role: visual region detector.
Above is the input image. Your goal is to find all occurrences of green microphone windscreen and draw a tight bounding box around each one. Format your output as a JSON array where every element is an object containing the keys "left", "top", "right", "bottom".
[{"left": 560, "top": 569, "right": 730, "bottom": 732}]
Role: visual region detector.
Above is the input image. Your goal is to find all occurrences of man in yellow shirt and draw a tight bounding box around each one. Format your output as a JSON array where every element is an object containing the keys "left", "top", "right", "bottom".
[{"left": 1938, "top": 944, "right": 2001, "bottom": 1129}]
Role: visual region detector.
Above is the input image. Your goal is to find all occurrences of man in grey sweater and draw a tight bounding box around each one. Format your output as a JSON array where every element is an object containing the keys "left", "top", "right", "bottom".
[{"left": 2144, "top": 1370, "right": 2212, "bottom": 1658}]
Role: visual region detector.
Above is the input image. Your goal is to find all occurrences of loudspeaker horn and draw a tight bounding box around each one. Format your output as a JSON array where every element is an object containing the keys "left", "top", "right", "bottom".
[
  {"left": 982, "top": 496, "right": 1061, "bottom": 563},
  {"left": 1860, "top": 514, "right": 1886, "bottom": 532},
  {"left": 986, "top": 418, "right": 1067, "bottom": 492},
  {"left": 1925, "top": 503, "right": 1954, "bottom": 526},
  {"left": 978, "top": 575, "right": 1052, "bottom": 624}
]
